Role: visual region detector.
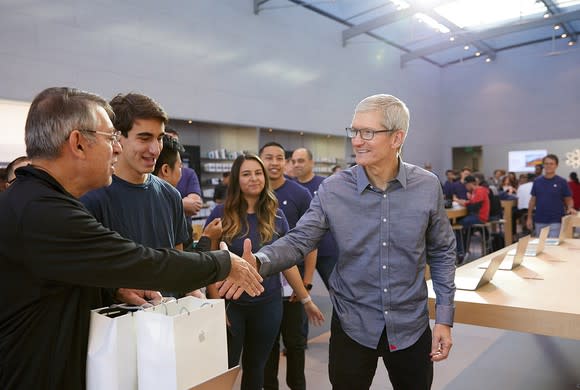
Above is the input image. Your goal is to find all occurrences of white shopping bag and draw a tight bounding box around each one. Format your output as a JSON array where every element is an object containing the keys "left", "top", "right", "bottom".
[
  {"left": 135, "top": 296, "right": 228, "bottom": 390},
  {"left": 86, "top": 306, "right": 140, "bottom": 390}
]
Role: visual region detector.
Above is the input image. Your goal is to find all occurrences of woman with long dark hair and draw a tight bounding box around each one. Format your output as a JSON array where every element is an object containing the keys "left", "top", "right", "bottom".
[{"left": 205, "top": 153, "right": 324, "bottom": 390}]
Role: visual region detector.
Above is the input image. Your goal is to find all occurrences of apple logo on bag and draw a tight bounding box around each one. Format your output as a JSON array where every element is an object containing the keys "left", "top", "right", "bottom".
[{"left": 198, "top": 331, "right": 206, "bottom": 343}]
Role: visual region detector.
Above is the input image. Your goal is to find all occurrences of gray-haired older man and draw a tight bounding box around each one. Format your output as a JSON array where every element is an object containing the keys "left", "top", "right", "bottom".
[
  {"left": 240, "top": 94, "right": 456, "bottom": 390},
  {"left": 0, "top": 87, "right": 263, "bottom": 390}
]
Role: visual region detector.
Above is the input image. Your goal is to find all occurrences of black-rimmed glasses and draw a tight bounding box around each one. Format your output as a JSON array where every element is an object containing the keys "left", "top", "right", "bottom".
[
  {"left": 80, "top": 129, "right": 122, "bottom": 145},
  {"left": 345, "top": 127, "right": 395, "bottom": 141}
]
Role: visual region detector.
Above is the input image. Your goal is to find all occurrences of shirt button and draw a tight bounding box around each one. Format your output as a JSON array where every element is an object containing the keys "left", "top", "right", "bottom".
[
  {"left": 382, "top": 265, "right": 387, "bottom": 269},
  {"left": 383, "top": 194, "right": 387, "bottom": 198},
  {"left": 384, "top": 311, "right": 388, "bottom": 315},
  {"left": 383, "top": 218, "right": 387, "bottom": 222},
  {"left": 383, "top": 288, "right": 387, "bottom": 293},
  {"left": 382, "top": 242, "right": 387, "bottom": 246}
]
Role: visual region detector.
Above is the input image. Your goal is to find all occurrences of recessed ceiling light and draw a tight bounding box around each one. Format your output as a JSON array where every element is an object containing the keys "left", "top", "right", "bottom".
[
  {"left": 485, "top": 57, "right": 492, "bottom": 63},
  {"left": 554, "top": 25, "right": 560, "bottom": 30},
  {"left": 544, "top": 13, "right": 550, "bottom": 19},
  {"left": 464, "top": 45, "right": 470, "bottom": 50},
  {"left": 449, "top": 36, "right": 455, "bottom": 41},
  {"left": 268, "top": 128, "right": 272, "bottom": 132},
  {"left": 569, "top": 40, "right": 576, "bottom": 46},
  {"left": 561, "top": 33, "right": 567, "bottom": 38},
  {"left": 475, "top": 51, "right": 481, "bottom": 57},
  {"left": 187, "top": 120, "right": 192, "bottom": 124}
]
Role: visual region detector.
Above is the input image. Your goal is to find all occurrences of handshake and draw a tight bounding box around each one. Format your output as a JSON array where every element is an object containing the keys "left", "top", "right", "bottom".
[
  {"left": 116, "top": 238, "right": 264, "bottom": 306},
  {"left": 217, "top": 238, "right": 264, "bottom": 300}
]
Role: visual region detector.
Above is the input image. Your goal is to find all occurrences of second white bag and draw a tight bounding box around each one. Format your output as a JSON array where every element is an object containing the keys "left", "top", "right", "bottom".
[{"left": 135, "top": 296, "right": 228, "bottom": 390}]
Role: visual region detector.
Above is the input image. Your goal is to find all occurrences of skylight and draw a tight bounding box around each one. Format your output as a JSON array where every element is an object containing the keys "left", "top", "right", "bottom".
[
  {"left": 434, "top": 0, "right": 547, "bottom": 29},
  {"left": 391, "top": 0, "right": 411, "bottom": 10},
  {"left": 415, "top": 12, "right": 451, "bottom": 33},
  {"left": 556, "top": 0, "right": 580, "bottom": 8}
]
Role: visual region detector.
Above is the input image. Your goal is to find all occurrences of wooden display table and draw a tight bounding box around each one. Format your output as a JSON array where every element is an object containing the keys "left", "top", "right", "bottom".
[
  {"left": 427, "top": 239, "right": 580, "bottom": 340},
  {"left": 446, "top": 205, "right": 467, "bottom": 224}
]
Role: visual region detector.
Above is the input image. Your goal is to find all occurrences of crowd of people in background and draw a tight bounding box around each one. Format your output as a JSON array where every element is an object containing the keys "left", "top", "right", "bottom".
[{"left": 442, "top": 154, "right": 579, "bottom": 262}]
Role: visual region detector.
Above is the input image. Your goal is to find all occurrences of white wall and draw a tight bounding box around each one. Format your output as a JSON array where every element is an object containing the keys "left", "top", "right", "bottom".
[
  {"left": 0, "top": 0, "right": 443, "bottom": 169},
  {"left": 0, "top": 100, "right": 29, "bottom": 164}
]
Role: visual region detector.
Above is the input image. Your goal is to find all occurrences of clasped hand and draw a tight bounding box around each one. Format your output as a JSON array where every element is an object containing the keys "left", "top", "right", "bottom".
[{"left": 217, "top": 239, "right": 262, "bottom": 299}]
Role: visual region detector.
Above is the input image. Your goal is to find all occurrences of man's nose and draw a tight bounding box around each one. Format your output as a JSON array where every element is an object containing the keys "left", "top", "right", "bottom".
[
  {"left": 149, "top": 140, "right": 161, "bottom": 155},
  {"left": 351, "top": 134, "right": 364, "bottom": 145}
]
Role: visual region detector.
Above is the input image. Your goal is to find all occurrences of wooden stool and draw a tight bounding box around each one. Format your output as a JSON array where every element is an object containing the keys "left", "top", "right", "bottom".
[{"left": 466, "top": 223, "right": 491, "bottom": 257}]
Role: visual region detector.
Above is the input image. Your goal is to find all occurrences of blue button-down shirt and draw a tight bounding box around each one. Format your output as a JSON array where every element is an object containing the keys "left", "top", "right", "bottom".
[{"left": 257, "top": 161, "right": 456, "bottom": 351}]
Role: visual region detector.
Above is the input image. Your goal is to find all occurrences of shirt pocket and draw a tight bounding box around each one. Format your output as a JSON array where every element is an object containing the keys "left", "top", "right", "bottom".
[{"left": 389, "top": 210, "right": 429, "bottom": 253}]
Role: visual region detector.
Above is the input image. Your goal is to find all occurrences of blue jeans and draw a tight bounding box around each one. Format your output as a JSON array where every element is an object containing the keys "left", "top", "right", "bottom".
[
  {"left": 227, "top": 298, "right": 283, "bottom": 390},
  {"left": 534, "top": 222, "right": 561, "bottom": 238},
  {"left": 455, "top": 214, "right": 482, "bottom": 256}
]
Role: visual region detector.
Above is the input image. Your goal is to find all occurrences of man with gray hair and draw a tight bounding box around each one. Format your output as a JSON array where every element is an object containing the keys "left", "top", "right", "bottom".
[
  {"left": 241, "top": 94, "right": 456, "bottom": 389},
  {"left": 0, "top": 87, "right": 263, "bottom": 389}
]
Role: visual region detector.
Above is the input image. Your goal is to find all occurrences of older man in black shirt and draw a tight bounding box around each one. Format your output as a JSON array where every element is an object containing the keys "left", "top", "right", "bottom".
[{"left": 0, "top": 87, "right": 263, "bottom": 390}]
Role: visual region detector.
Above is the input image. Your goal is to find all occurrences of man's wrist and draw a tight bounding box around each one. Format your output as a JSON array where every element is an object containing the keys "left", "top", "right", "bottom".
[{"left": 303, "top": 283, "right": 313, "bottom": 291}]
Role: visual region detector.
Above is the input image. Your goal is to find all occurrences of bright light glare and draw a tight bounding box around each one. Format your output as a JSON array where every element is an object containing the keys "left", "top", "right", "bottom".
[
  {"left": 414, "top": 13, "right": 451, "bottom": 33},
  {"left": 435, "top": 0, "right": 546, "bottom": 29},
  {"left": 391, "top": 0, "right": 410, "bottom": 10},
  {"left": 556, "top": 0, "right": 580, "bottom": 8}
]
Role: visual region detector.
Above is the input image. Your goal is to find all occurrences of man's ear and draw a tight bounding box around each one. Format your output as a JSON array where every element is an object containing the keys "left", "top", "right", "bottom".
[
  {"left": 67, "top": 130, "right": 88, "bottom": 159},
  {"left": 391, "top": 130, "right": 404, "bottom": 150},
  {"left": 160, "top": 163, "right": 170, "bottom": 177}
]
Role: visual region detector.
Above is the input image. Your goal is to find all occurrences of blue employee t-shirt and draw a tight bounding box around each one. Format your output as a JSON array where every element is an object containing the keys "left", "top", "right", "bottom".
[
  {"left": 205, "top": 204, "right": 289, "bottom": 304},
  {"left": 274, "top": 179, "right": 312, "bottom": 229},
  {"left": 296, "top": 175, "right": 338, "bottom": 258},
  {"left": 531, "top": 175, "right": 572, "bottom": 223},
  {"left": 81, "top": 174, "right": 189, "bottom": 248}
]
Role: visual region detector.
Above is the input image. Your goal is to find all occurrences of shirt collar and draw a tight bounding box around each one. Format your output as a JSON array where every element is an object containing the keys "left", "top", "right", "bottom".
[
  {"left": 354, "top": 156, "right": 408, "bottom": 194},
  {"left": 17, "top": 165, "right": 75, "bottom": 197}
]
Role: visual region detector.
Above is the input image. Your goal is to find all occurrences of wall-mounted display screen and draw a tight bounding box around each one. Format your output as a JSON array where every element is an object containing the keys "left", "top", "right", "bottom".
[{"left": 508, "top": 149, "right": 547, "bottom": 172}]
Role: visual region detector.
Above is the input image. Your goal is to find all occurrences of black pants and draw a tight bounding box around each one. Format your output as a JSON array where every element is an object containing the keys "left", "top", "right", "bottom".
[
  {"left": 328, "top": 312, "right": 433, "bottom": 390},
  {"left": 263, "top": 300, "right": 307, "bottom": 390}
]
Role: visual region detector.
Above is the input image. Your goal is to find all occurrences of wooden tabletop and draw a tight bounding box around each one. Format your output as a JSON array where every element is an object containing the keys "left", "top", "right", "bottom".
[
  {"left": 446, "top": 205, "right": 467, "bottom": 224},
  {"left": 427, "top": 239, "right": 580, "bottom": 340}
]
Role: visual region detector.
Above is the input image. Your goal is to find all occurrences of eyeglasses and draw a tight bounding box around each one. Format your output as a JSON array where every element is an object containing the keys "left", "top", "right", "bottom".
[
  {"left": 345, "top": 127, "right": 396, "bottom": 141},
  {"left": 80, "top": 129, "right": 122, "bottom": 145}
]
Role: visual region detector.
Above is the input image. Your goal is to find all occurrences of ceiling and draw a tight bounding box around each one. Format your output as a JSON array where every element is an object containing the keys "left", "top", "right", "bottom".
[{"left": 254, "top": 0, "right": 580, "bottom": 67}]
